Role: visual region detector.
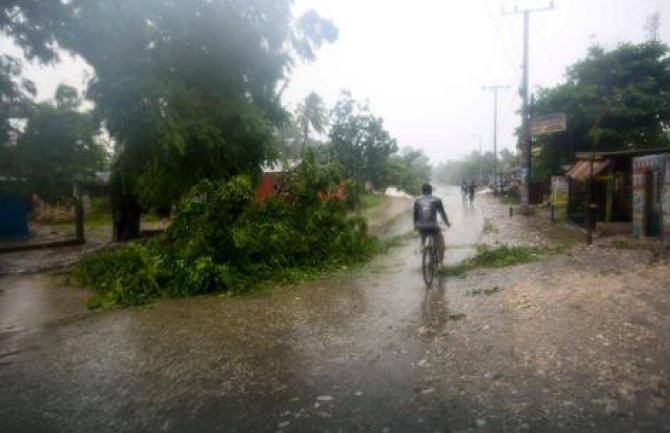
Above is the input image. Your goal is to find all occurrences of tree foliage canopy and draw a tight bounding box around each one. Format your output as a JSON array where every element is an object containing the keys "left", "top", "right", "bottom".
[
  {"left": 385, "top": 147, "right": 431, "bottom": 195},
  {"left": 532, "top": 42, "right": 670, "bottom": 181},
  {"left": 297, "top": 91, "right": 328, "bottom": 156},
  {"left": 13, "top": 86, "right": 107, "bottom": 202},
  {"left": 328, "top": 91, "right": 398, "bottom": 188},
  {"left": 1, "top": 0, "right": 337, "bottom": 210}
]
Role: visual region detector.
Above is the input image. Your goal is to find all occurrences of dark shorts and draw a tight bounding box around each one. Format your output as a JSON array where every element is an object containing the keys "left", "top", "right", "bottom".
[{"left": 419, "top": 227, "right": 444, "bottom": 247}]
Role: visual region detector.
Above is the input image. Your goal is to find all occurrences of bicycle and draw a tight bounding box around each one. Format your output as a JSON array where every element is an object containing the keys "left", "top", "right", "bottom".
[{"left": 421, "top": 228, "right": 445, "bottom": 287}]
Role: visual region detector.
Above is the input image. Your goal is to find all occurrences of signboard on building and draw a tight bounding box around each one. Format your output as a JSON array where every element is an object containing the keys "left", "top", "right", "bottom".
[
  {"left": 530, "top": 113, "right": 567, "bottom": 136},
  {"left": 550, "top": 176, "right": 568, "bottom": 221}
]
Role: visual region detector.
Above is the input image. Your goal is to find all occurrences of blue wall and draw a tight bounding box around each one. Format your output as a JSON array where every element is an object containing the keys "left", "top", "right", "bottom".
[{"left": 0, "top": 192, "right": 29, "bottom": 239}]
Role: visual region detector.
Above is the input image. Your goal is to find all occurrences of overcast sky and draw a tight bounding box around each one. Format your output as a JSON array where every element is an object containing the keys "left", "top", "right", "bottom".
[
  {"left": 284, "top": 0, "right": 670, "bottom": 164},
  {"left": 6, "top": 0, "right": 670, "bottom": 165}
]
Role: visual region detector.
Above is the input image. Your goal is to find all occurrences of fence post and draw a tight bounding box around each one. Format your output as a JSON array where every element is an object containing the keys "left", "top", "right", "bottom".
[{"left": 73, "top": 182, "right": 85, "bottom": 243}]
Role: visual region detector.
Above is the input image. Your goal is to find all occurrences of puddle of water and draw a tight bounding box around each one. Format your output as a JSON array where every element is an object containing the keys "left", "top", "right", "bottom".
[{"left": 0, "top": 274, "right": 91, "bottom": 333}]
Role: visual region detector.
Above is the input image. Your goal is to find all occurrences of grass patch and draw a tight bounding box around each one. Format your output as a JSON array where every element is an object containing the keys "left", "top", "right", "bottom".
[
  {"left": 360, "top": 193, "right": 385, "bottom": 210},
  {"left": 379, "top": 230, "right": 417, "bottom": 251},
  {"left": 611, "top": 238, "right": 645, "bottom": 250},
  {"left": 437, "top": 244, "right": 538, "bottom": 277},
  {"left": 482, "top": 218, "right": 497, "bottom": 234},
  {"left": 468, "top": 286, "right": 500, "bottom": 296},
  {"left": 501, "top": 194, "right": 520, "bottom": 205},
  {"left": 438, "top": 242, "right": 575, "bottom": 278}
]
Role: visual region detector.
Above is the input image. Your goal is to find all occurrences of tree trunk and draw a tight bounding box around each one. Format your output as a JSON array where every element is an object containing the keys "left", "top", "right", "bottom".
[
  {"left": 300, "top": 122, "right": 309, "bottom": 157},
  {"left": 110, "top": 172, "right": 141, "bottom": 241}
]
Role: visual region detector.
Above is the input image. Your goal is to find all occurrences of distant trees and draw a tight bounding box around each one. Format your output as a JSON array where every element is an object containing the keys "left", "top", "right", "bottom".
[
  {"left": 433, "top": 150, "right": 511, "bottom": 186},
  {"left": 328, "top": 91, "right": 398, "bottom": 188},
  {"left": 2, "top": 84, "right": 107, "bottom": 202},
  {"left": 0, "top": 56, "right": 35, "bottom": 175},
  {"left": 384, "top": 148, "right": 431, "bottom": 195},
  {"left": 0, "top": 60, "right": 103, "bottom": 201},
  {"left": 531, "top": 41, "right": 670, "bottom": 181},
  {"left": 297, "top": 92, "right": 328, "bottom": 157}
]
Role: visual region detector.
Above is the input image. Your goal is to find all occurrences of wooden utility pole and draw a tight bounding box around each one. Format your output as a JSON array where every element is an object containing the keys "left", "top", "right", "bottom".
[
  {"left": 471, "top": 134, "right": 483, "bottom": 183},
  {"left": 503, "top": 2, "right": 554, "bottom": 206},
  {"left": 482, "top": 85, "right": 509, "bottom": 194}
]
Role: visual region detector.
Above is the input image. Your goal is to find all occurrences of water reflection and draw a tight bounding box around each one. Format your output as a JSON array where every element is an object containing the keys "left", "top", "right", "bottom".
[{"left": 420, "top": 276, "right": 448, "bottom": 336}]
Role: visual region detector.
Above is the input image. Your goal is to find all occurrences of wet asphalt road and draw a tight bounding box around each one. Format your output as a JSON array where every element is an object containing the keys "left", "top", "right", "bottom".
[{"left": 0, "top": 187, "right": 489, "bottom": 433}]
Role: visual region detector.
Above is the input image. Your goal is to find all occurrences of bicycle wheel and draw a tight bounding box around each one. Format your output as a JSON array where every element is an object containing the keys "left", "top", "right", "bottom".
[{"left": 422, "top": 236, "right": 435, "bottom": 286}]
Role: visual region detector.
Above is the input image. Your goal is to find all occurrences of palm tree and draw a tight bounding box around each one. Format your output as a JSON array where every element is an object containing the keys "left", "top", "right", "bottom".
[{"left": 296, "top": 91, "right": 328, "bottom": 157}]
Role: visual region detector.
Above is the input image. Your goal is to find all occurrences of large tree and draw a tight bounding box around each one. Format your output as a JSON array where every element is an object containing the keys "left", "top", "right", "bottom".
[
  {"left": 0, "top": 0, "right": 337, "bottom": 239},
  {"left": 329, "top": 91, "right": 398, "bottom": 188},
  {"left": 532, "top": 42, "right": 670, "bottom": 182}
]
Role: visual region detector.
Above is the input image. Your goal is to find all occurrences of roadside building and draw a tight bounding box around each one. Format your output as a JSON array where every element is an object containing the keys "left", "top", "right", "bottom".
[
  {"left": 631, "top": 154, "right": 670, "bottom": 245},
  {"left": 0, "top": 177, "right": 29, "bottom": 240},
  {"left": 566, "top": 149, "right": 670, "bottom": 242}
]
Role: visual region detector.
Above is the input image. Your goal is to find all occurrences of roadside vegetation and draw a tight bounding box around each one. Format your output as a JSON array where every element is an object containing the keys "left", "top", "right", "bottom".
[
  {"left": 360, "top": 194, "right": 385, "bottom": 210},
  {"left": 0, "top": 1, "right": 432, "bottom": 309},
  {"left": 438, "top": 243, "right": 572, "bottom": 277},
  {"left": 75, "top": 155, "right": 380, "bottom": 308}
]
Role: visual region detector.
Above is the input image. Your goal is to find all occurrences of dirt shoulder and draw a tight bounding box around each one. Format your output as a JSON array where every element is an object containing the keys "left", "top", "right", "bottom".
[
  {"left": 423, "top": 192, "right": 670, "bottom": 431},
  {"left": 364, "top": 195, "right": 413, "bottom": 238}
]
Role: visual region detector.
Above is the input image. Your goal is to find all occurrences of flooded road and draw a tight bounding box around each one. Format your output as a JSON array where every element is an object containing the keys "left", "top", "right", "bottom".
[
  {"left": 0, "top": 187, "right": 485, "bottom": 433},
  {"left": 3, "top": 189, "right": 669, "bottom": 432}
]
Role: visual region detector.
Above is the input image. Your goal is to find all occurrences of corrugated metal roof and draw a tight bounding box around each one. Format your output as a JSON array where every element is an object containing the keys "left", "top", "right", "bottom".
[{"left": 567, "top": 159, "right": 610, "bottom": 181}]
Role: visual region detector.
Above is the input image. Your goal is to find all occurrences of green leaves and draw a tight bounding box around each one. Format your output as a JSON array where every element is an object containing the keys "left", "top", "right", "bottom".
[
  {"left": 532, "top": 41, "right": 670, "bottom": 182},
  {"left": 0, "top": 1, "right": 338, "bottom": 216},
  {"left": 12, "top": 99, "right": 107, "bottom": 202},
  {"left": 329, "top": 91, "right": 398, "bottom": 188},
  {"left": 76, "top": 160, "right": 378, "bottom": 308}
]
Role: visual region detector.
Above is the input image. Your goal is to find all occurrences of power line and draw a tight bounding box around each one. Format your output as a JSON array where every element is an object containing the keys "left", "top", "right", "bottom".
[{"left": 481, "top": 0, "right": 521, "bottom": 79}]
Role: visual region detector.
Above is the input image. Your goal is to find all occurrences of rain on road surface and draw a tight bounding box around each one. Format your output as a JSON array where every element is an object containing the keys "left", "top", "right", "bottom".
[{"left": 1, "top": 187, "right": 489, "bottom": 433}]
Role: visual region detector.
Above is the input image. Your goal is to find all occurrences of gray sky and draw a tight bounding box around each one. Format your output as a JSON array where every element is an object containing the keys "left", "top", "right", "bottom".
[
  {"left": 5, "top": 0, "right": 670, "bottom": 165},
  {"left": 284, "top": 0, "right": 670, "bottom": 163}
]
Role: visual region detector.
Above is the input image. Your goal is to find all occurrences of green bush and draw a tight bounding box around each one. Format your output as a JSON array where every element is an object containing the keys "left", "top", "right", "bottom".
[
  {"left": 75, "top": 243, "right": 162, "bottom": 307},
  {"left": 75, "top": 154, "right": 380, "bottom": 308}
]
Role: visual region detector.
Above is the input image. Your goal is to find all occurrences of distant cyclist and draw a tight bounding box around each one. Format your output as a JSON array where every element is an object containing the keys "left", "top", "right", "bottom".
[{"left": 414, "top": 183, "right": 451, "bottom": 262}]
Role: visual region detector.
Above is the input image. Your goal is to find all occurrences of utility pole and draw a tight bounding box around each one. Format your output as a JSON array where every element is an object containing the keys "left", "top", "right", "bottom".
[
  {"left": 645, "top": 12, "right": 660, "bottom": 42},
  {"left": 471, "top": 134, "right": 483, "bottom": 183},
  {"left": 482, "top": 85, "right": 509, "bottom": 194},
  {"left": 503, "top": 2, "right": 554, "bottom": 206}
]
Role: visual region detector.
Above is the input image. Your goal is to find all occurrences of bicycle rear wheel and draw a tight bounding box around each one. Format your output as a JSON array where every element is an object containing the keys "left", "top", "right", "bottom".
[{"left": 422, "top": 237, "right": 435, "bottom": 286}]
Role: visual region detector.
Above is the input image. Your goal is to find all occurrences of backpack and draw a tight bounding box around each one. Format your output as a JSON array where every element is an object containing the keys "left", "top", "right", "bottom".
[{"left": 416, "top": 196, "right": 436, "bottom": 224}]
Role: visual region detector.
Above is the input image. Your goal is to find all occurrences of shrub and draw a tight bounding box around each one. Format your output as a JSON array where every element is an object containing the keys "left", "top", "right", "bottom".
[{"left": 75, "top": 154, "right": 379, "bottom": 308}]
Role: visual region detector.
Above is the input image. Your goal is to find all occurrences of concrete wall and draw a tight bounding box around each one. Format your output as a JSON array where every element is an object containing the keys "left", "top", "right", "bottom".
[{"left": 632, "top": 154, "right": 668, "bottom": 244}]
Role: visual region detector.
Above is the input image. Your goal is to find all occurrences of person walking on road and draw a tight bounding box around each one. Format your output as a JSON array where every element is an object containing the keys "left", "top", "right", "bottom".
[
  {"left": 460, "top": 179, "right": 468, "bottom": 202},
  {"left": 467, "top": 180, "right": 477, "bottom": 203}
]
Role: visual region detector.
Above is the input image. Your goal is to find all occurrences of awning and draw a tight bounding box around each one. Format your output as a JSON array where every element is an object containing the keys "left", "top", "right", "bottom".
[{"left": 567, "top": 159, "right": 611, "bottom": 181}]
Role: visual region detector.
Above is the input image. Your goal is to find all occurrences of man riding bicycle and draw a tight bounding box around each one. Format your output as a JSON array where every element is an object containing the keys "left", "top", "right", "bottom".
[{"left": 414, "top": 183, "right": 451, "bottom": 263}]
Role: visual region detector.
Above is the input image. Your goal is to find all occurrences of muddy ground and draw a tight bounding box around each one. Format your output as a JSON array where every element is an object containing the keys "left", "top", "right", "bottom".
[
  {"left": 1, "top": 189, "right": 669, "bottom": 432},
  {"left": 429, "top": 195, "right": 670, "bottom": 431}
]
